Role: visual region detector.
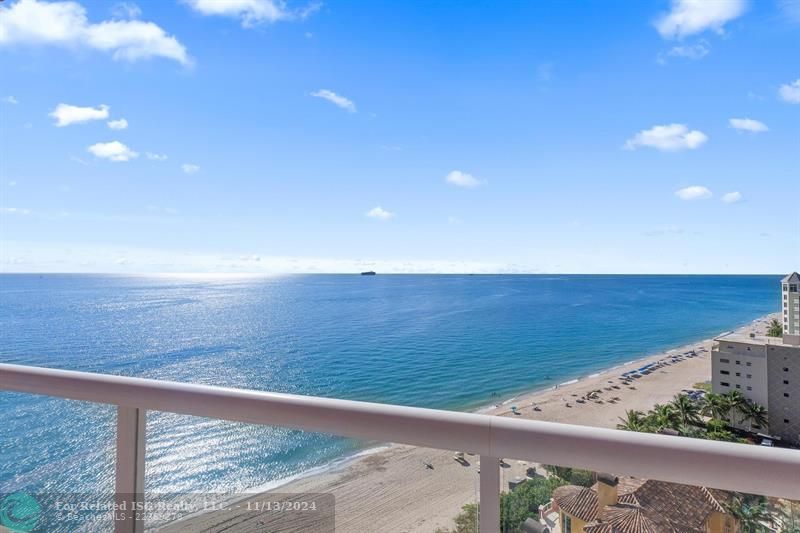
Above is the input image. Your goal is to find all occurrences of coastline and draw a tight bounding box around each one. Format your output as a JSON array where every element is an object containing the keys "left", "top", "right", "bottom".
[{"left": 160, "top": 313, "right": 777, "bottom": 533}]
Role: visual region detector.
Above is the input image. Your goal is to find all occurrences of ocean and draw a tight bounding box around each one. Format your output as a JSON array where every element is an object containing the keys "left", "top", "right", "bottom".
[{"left": 0, "top": 274, "right": 779, "bottom": 507}]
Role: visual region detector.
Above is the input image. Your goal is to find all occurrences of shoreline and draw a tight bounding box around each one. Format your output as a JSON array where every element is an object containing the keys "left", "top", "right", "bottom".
[{"left": 161, "top": 313, "right": 777, "bottom": 533}]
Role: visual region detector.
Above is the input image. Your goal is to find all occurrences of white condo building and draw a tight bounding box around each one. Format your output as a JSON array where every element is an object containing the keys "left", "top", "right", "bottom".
[
  {"left": 711, "top": 272, "right": 800, "bottom": 444},
  {"left": 783, "top": 272, "right": 800, "bottom": 346}
]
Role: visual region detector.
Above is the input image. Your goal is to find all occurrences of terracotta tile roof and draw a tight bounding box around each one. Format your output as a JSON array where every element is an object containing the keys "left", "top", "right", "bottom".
[
  {"left": 559, "top": 476, "right": 734, "bottom": 533},
  {"left": 552, "top": 485, "right": 599, "bottom": 522},
  {"left": 584, "top": 503, "right": 679, "bottom": 533}
]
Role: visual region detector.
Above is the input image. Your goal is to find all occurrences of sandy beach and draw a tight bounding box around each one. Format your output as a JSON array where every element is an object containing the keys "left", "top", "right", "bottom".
[{"left": 162, "top": 314, "right": 777, "bottom": 533}]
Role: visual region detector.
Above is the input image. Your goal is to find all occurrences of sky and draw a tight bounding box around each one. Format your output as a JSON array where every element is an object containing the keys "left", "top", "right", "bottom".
[{"left": 0, "top": 0, "right": 799, "bottom": 274}]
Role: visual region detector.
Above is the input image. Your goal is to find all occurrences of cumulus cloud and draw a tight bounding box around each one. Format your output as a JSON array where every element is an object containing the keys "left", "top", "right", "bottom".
[
  {"left": 107, "top": 118, "right": 128, "bottom": 129},
  {"left": 87, "top": 140, "right": 138, "bottom": 162},
  {"left": 3, "top": 95, "right": 19, "bottom": 104},
  {"left": 729, "top": 118, "right": 768, "bottom": 133},
  {"left": 50, "top": 103, "right": 109, "bottom": 126},
  {"left": 111, "top": 2, "right": 141, "bottom": 19},
  {"left": 0, "top": 0, "right": 190, "bottom": 65},
  {"left": 655, "top": 0, "right": 747, "bottom": 38},
  {"left": 779, "top": 79, "right": 800, "bottom": 104},
  {"left": 445, "top": 170, "right": 483, "bottom": 188},
  {"left": 366, "top": 206, "right": 394, "bottom": 220},
  {"left": 625, "top": 124, "right": 708, "bottom": 152},
  {"left": 722, "top": 191, "right": 743, "bottom": 204},
  {"left": 145, "top": 152, "right": 167, "bottom": 160},
  {"left": 665, "top": 40, "right": 710, "bottom": 60},
  {"left": 184, "top": 0, "right": 319, "bottom": 27},
  {"left": 181, "top": 163, "right": 200, "bottom": 174},
  {"left": 310, "top": 89, "right": 356, "bottom": 112},
  {"left": 675, "top": 185, "right": 712, "bottom": 201}
]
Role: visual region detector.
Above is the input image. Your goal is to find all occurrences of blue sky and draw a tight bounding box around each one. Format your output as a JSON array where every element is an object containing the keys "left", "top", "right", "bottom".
[{"left": 1, "top": 0, "right": 798, "bottom": 274}]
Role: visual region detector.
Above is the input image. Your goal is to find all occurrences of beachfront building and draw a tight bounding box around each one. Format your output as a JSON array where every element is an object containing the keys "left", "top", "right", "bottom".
[
  {"left": 711, "top": 272, "right": 800, "bottom": 444},
  {"left": 548, "top": 473, "right": 737, "bottom": 533},
  {"left": 783, "top": 272, "right": 800, "bottom": 346}
]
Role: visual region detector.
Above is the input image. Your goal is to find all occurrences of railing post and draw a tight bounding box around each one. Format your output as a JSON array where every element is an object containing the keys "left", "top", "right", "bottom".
[
  {"left": 115, "top": 406, "right": 145, "bottom": 533},
  {"left": 479, "top": 455, "right": 500, "bottom": 533}
]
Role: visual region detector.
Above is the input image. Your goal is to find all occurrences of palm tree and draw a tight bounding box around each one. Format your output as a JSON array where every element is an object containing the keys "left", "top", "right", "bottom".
[
  {"left": 723, "top": 390, "right": 748, "bottom": 426},
  {"left": 617, "top": 409, "right": 647, "bottom": 432},
  {"left": 726, "top": 495, "right": 770, "bottom": 533},
  {"left": 670, "top": 393, "right": 702, "bottom": 427},
  {"left": 767, "top": 318, "right": 783, "bottom": 337},
  {"left": 702, "top": 392, "right": 730, "bottom": 421},
  {"left": 739, "top": 401, "right": 768, "bottom": 432},
  {"left": 647, "top": 403, "right": 680, "bottom": 431}
]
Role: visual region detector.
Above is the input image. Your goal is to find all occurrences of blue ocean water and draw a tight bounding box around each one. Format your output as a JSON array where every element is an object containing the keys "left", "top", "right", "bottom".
[{"left": 0, "top": 274, "right": 780, "bottom": 503}]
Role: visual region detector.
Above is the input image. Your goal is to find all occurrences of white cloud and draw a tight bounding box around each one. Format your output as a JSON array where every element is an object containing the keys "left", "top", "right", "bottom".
[
  {"left": 779, "top": 79, "right": 800, "bottom": 104},
  {"left": 625, "top": 124, "right": 708, "bottom": 152},
  {"left": 182, "top": 163, "right": 200, "bottom": 174},
  {"left": 0, "top": 0, "right": 190, "bottom": 65},
  {"left": 3, "top": 95, "right": 19, "bottom": 104},
  {"left": 779, "top": 0, "right": 800, "bottom": 22},
  {"left": 184, "top": 0, "right": 318, "bottom": 27},
  {"left": 87, "top": 140, "right": 138, "bottom": 162},
  {"left": 310, "top": 89, "right": 356, "bottom": 113},
  {"left": 722, "top": 191, "right": 743, "bottom": 204},
  {"left": 111, "top": 2, "right": 141, "bottom": 19},
  {"left": 729, "top": 117, "right": 768, "bottom": 133},
  {"left": 445, "top": 170, "right": 484, "bottom": 188},
  {"left": 666, "top": 40, "right": 710, "bottom": 60},
  {"left": 8, "top": 181, "right": 17, "bottom": 187},
  {"left": 107, "top": 118, "right": 128, "bottom": 129},
  {"left": 655, "top": 0, "right": 747, "bottom": 38},
  {"left": 145, "top": 152, "right": 167, "bottom": 161},
  {"left": 366, "top": 206, "right": 394, "bottom": 220},
  {"left": 675, "top": 185, "right": 712, "bottom": 201},
  {"left": 50, "top": 103, "right": 109, "bottom": 126},
  {"left": 0, "top": 207, "right": 32, "bottom": 215}
]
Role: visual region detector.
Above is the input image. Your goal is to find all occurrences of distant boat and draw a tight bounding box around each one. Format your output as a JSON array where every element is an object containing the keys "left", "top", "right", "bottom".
[{"left": 360, "top": 271, "right": 377, "bottom": 276}]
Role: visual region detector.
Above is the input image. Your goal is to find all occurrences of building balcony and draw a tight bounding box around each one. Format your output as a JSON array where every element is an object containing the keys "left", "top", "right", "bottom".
[{"left": 1, "top": 363, "right": 800, "bottom": 533}]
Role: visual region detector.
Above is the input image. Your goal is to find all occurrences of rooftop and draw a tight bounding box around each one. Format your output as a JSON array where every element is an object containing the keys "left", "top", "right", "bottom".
[
  {"left": 713, "top": 331, "right": 795, "bottom": 347},
  {"left": 782, "top": 272, "right": 800, "bottom": 283}
]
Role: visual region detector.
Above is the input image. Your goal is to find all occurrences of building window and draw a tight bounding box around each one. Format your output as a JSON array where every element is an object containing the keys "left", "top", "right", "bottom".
[
  {"left": 785, "top": 393, "right": 790, "bottom": 398},
  {"left": 785, "top": 368, "right": 790, "bottom": 372},
  {"left": 735, "top": 372, "right": 741, "bottom": 377},
  {"left": 720, "top": 358, "right": 730, "bottom": 363},
  {"left": 736, "top": 384, "right": 741, "bottom": 389},
  {"left": 746, "top": 347, "right": 751, "bottom": 351},
  {"left": 785, "top": 380, "right": 790, "bottom": 385},
  {"left": 563, "top": 513, "right": 572, "bottom": 533},
  {"left": 721, "top": 382, "right": 730, "bottom": 387},
  {"left": 747, "top": 386, "right": 752, "bottom": 391},
  {"left": 785, "top": 419, "right": 791, "bottom": 424},
  {"left": 720, "top": 370, "right": 730, "bottom": 375},
  {"left": 746, "top": 374, "right": 752, "bottom": 379},
  {"left": 746, "top": 362, "right": 752, "bottom": 367},
  {"left": 736, "top": 361, "right": 741, "bottom": 365}
]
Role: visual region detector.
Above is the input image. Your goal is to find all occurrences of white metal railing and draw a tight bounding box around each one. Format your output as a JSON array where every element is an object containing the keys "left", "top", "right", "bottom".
[{"left": 2, "top": 362, "right": 800, "bottom": 533}]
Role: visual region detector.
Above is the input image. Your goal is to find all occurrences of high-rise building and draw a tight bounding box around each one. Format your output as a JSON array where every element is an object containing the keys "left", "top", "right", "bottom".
[
  {"left": 782, "top": 272, "right": 800, "bottom": 346},
  {"left": 711, "top": 272, "right": 800, "bottom": 444}
]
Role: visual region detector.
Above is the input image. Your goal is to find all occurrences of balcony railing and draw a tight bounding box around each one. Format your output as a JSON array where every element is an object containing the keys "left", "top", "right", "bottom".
[{"left": 2, "top": 362, "right": 800, "bottom": 533}]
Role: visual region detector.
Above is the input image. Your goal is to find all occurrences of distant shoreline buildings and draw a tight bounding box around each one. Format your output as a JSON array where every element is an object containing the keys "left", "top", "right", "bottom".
[{"left": 712, "top": 272, "right": 800, "bottom": 444}]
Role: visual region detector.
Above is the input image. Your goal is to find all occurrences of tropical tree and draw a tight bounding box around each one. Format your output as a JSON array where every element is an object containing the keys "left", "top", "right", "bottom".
[
  {"left": 723, "top": 390, "right": 748, "bottom": 426},
  {"left": 739, "top": 401, "right": 769, "bottom": 432},
  {"left": 705, "top": 418, "right": 736, "bottom": 441},
  {"left": 646, "top": 403, "right": 680, "bottom": 431},
  {"left": 670, "top": 393, "right": 702, "bottom": 427},
  {"left": 726, "top": 494, "right": 770, "bottom": 533},
  {"left": 617, "top": 410, "right": 648, "bottom": 432},
  {"left": 767, "top": 318, "right": 783, "bottom": 338},
  {"left": 702, "top": 393, "right": 730, "bottom": 421}
]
